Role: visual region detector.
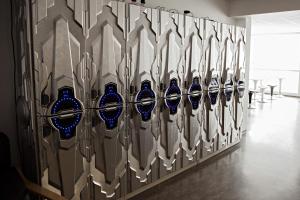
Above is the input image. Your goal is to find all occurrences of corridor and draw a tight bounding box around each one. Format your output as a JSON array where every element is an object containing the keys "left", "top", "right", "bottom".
[{"left": 130, "top": 97, "right": 300, "bottom": 200}]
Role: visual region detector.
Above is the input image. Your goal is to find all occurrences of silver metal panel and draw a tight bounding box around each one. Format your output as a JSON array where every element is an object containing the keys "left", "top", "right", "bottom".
[
  {"left": 234, "top": 28, "right": 246, "bottom": 85},
  {"left": 157, "top": 11, "right": 183, "bottom": 175},
  {"left": 202, "top": 20, "right": 221, "bottom": 155},
  {"left": 218, "top": 24, "right": 235, "bottom": 149},
  {"left": 219, "top": 24, "right": 235, "bottom": 88},
  {"left": 86, "top": 3, "right": 127, "bottom": 199},
  {"left": 32, "top": 1, "right": 89, "bottom": 199},
  {"left": 181, "top": 17, "right": 204, "bottom": 165},
  {"left": 232, "top": 27, "right": 246, "bottom": 143},
  {"left": 13, "top": 0, "right": 40, "bottom": 183},
  {"left": 203, "top": 20, "right": 221, "bottom": 89},
  {"left": 19, "top": 1, "right": 248, "bottom": 199},
  {"left": 127, "top": 4, "right": 159, "bottom": 190}
]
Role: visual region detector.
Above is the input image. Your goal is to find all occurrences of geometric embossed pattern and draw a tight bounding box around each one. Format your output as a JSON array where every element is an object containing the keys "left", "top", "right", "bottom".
[{"left": 23, "top": 1, "right": 247, "bottom": 199}]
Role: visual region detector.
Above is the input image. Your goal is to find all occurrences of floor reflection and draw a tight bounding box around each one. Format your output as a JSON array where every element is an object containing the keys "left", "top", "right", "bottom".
[{"left": 129, "top": 97, "right": 300, "bottom": 200}]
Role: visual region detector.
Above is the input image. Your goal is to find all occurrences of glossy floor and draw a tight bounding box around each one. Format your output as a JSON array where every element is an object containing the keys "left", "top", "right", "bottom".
[{"left": 129, "top": 97, "right": 300, "bottom": 200}]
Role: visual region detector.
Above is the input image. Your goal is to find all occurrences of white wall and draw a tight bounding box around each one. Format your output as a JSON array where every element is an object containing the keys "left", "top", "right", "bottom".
[
  {"left": 143, "top": 0, "right": 245, "bottom": 26},
  {"left": 229, "top": 0, "right": 300, "bottom": 17}
]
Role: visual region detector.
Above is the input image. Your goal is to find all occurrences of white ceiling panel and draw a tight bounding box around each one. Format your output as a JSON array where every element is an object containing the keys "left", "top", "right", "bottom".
[{"left": 252, "top": 10, "right": 300, "bottom": 34}]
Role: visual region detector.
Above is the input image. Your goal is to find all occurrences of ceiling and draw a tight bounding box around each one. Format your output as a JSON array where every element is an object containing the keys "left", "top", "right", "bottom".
[{"left": 252, "top": 10, "right": 300, "bottom": 34}]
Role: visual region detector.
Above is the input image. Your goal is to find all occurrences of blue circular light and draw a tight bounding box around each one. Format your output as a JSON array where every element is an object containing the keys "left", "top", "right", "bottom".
[
  {"left": 165, "top": 79, "right": 181, "bottom": 114},
  {"left": 98, "top": 83, "right": 123, "bottom": 130},
  {"left": 136, "top": 81, "right": 156, "bottom": 121},
  {"left": 209, "top": 91, "right": 219, "bottom": 105},
  {"left": 50, "top": 87, "right": 82, "bottom": 139},
  {"left": 188, "top": 77, "right": 202, "bottom": 110}
]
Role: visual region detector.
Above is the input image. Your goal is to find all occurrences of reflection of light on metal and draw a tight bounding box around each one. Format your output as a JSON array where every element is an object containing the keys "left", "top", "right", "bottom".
[
  {"left": 237, "top": 81, "right": 245, "bottom": 98},
  {"left": 137, "top": 97, "right": 155, "bottom": 106},
  {"left": 165, "top": 79, "right": 181, "bottom": 114},
  {"left": 98, "top": 83, "right": 123, "bottom": 130},
  {"left": 136, "top": 80, "right": 156, "bottom": 121},
  {"left": 225, "top": 80, "right": 234, "bottom": 102},
  {"left": 208, "top": 78, "right": 219, "bottom": 105},
  {"left": 188, "top": 77, "right": 202, "bottom": 109}
]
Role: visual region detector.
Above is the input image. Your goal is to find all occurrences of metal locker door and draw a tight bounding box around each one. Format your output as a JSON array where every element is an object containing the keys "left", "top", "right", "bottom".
[
  {"left": 86, "top": 2, "right": 127, "bottom": 199},
  {"left": 218, "top": 24, "right": 235, "bottom": 148},
  {"left": 12, "top": 0, "right": 39, "bottom": 183},
  {"left": 181, "top": 17, "right": 203, "bottom": 166},
  {"left": 31, "top": 0, "right": 89, "bottom": 199},
  {"left": 232, "top": 27, "right": 246, "bottom": 143},
  {"left": 157, "top": 11, "right": 183, "bottom": 176},
  {"left": 202, "top": 20, "right": 221, "bottom": 155},
  {"left": 127, "top": 4, "right": 159, "bottom": 191}
]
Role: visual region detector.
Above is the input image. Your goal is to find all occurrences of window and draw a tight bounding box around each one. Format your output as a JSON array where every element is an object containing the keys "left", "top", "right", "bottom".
[{"left": 250, "top": 33, "right": 300, "bottom": 95}]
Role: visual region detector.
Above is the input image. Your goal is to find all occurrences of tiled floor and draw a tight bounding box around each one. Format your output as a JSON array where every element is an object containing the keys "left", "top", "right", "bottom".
[{"left": 129, "top": 97, "right": 300, "bottom": 200}]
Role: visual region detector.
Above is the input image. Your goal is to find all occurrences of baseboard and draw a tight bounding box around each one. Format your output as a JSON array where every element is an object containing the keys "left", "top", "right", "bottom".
[{"left": 122, "top": 140, "right": 241, "bottom": 200}]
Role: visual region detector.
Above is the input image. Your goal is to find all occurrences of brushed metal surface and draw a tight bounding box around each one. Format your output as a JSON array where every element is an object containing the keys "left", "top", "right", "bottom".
[
  {"left": 232, "top": 27, "right": 246, "bottom": 143},
  {"left": 32, "top": 1, "right": 88, "bottom": 199},
  {"left": 157, "top": 11, "right": 183, "bottom": 175},
  {"left": 181, "top": 17, "right": 204, "bottom": 166},
  {"left": 17, "top": 1, "right": 248, "bottom": 199},
  {"left": 218, "top": 24, "right": 235, "bottom": 149},
  {"left": 87, "top": 4, "right": 127, "bottom": 199},
  {"left": 127, "top": 4, "right": 159, "bottom": 191},
  {"left": 202, "top": 20, "right": 221, "bottom": 155}
]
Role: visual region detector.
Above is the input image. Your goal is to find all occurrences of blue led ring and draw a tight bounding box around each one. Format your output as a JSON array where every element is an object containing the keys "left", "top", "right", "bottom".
[
  {"left": 135, "top": 81, "right": 156, "bottom": 121},
  {"left": 188, "top": 77, "right": 202, "bottom": 110},
  {"left": 98, "top": 83, "right": 123, "bottom": 130},
  {"left": 164, "top": 79, "right": 181, "bottom": 115},
  {"left": 50, "top": 88, "right": 83, "bottom": 139}
]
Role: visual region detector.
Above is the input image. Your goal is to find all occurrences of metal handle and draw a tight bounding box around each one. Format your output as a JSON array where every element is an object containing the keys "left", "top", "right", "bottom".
[{"left": 138, "top": 97, "right": 156, "bottom": 106}]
